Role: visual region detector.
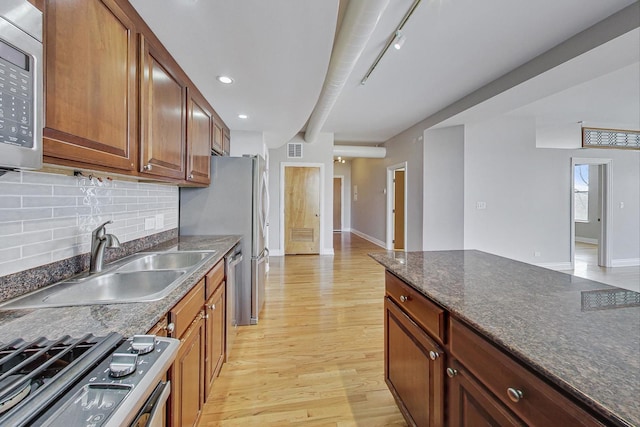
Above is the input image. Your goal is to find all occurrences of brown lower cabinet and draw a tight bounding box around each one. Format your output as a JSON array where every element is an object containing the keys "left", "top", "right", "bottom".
[
  {"left": 385, "top": 271, "right": 608, "bottom": 427},
  {"left": 204, "top": 261, "right": 226, "bottom": 396}
]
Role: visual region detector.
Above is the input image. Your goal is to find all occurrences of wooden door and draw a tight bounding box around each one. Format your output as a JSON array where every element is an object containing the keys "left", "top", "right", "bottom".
[
  {"left": 448, "top": 361, "right": 524, "bottom": 427},
  {"left": 394, "top": 170, "right": 405, "bottom": 250},
  {"left": 205, "top": 282, "right": 226, "bottom": 397},
  {"left": 333, "top": 177, "right": 342, "bottom": 231},
  {"left": 284, "top": 166, "right": 320, "bottom": 254},
  {"left": 139, "top": 35, "right": 186, "bottom": 180},
  {"left": 186, "top": 88, "right": 212, "bottom": 185},
  {"left": 43, "top": 0, "right": 138, "bottom": 172},
  {"left": 171, "top": 314, "right": 205, "bottom": 427},
  {"left": 385, "top": 297, "right": 444, "bottom": 426}
]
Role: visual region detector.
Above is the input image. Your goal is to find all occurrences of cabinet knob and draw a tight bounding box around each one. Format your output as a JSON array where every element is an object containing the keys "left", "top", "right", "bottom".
[
  {"left": 400, "top": 295, "right": 409, "bottom": 302},
  {"left": 429, "top": 350, "right": 439, "bottom": 360},
  {"left": 507, "top": 387, "right": 524, "bottom": 403},
  {"left": 143, "top": 163, "right": 152, "bottom": 171},
  {"left": 165, "top": 322, "right": 175, "bottom": 334},
  {"left": 446, "top": 367, "right": 458, "bottom": 378},
  {"left": 203, "top": 313, "right": 209, "bottom": 319},
  {"left": 188, "top": 174, "right": 194, "bottom": 180},
  {"left": 209, "top": 304, "right": 216, "bottom": 311}
]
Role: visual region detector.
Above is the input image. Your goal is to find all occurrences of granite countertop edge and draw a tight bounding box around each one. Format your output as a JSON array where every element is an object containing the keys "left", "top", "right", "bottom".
[
  {"left": 369, "top": 249, "right": 640, "bottom": 427},
  {"left": 0, "top": 235, "right": 242, "bottom": 343}
]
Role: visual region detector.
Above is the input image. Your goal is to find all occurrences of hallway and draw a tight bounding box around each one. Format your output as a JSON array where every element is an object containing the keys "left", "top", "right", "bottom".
[{"left": 198, "top": 233, "right": 407, "bottom": 426}]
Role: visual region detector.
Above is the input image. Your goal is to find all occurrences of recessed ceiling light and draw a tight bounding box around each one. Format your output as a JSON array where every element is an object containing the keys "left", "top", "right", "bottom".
[
  {"left": 238, "top": 114, "right": 248, "bottom": 119},
  {"left": 217, "top": 75, "right": 233, "bottom": 84}
]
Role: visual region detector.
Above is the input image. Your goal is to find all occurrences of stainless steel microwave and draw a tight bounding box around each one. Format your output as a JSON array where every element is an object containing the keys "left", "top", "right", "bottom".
[{"left": 0, "top": 0, "right": 42, "bottom": 171}]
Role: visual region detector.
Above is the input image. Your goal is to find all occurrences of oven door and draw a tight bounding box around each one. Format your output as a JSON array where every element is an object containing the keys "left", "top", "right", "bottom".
[{"left": 129, "top": 380, "right": 171, "bottom": 427}]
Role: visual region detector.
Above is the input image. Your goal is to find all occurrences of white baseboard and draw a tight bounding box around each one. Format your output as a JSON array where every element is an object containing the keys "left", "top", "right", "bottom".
[
  {"left": 575, "top": 237, "right": 598, "bottom": 244},
  {"left": 350, "top": 229, "right": 386, "bottom": 248},
  {"left": 321, "top": 248, "right": 335, "bottom": 255},
  {"left": 536, "top": 262, "right": 574, "bottom": 271},
  {"left": 612, "top": 258, "right": 640, "bottom": 267},
  {"left": 269, "top": 248, "right": 283, "bottom": 256}
]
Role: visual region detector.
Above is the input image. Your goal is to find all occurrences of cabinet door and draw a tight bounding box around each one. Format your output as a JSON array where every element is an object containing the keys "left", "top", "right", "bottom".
[
  {"left": 385, "top": 297, "right": 444, "bottom": 427},
  {"left": 212, "top": 119, "right": 224, "bottom": 155},
  {"left": 448, "top": 361, "right": 525, "bottom": 427},
  {"left": 139, "top": 35, "right": 186, "bottom": 180},
  {"left": 186, "top": 88, "right": 212, "bottom": 185},
  {"left": 205, "top": 281, "right": 226, "bottom": 398},
  {"left": 223, "top": 127, "right": 231, "bottom": 156},
  {"left": 171, "top": 314, "right": 205, "bottom": 427},
  {"left": 43, "top": 0, "right": 137, "bottom": 172}
]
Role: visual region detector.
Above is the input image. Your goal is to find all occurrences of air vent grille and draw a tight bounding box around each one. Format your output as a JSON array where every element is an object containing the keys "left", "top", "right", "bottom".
[{"left": 288, "top": 143, "right": 303, "bottom": 158}]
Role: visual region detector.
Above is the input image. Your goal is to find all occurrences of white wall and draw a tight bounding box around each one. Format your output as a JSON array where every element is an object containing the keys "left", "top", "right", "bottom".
[
  {"left": 423, "top": 126, "right": 464, "bottom": 250},
  {"left": 350, "top": 126, "right": 424, "bottom": 250},
  {"left": 464, "top": 115, "right": 640, "bottom": 267},
  {"left": 229, "top": 130, "right": 267, "bottom": 158},
  {"left": 333, "top": 161, "right": 351, "bottom": 231},
  {"left": 267, "top": 133, "right": 334, "bottom": 255},
  {"left": 0, "top": 170, "right": 178, "bottom": 277}
]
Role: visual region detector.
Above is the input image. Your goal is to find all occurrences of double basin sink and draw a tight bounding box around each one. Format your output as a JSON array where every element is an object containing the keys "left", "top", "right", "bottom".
[{"left": 0, "top": 251, "right": 217, "bottom": 310}]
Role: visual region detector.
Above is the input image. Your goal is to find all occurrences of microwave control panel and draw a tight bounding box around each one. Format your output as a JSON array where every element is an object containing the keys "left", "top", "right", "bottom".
[{"left": 0, "top": 38, "right": 34, "bottom": 149}]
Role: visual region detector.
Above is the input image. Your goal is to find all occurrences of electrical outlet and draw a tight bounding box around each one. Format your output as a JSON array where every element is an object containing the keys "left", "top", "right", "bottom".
[
  {"left": 155, "top": 214, "right": 164, "bottom": 230},
  {"left": 144, "top": 217, "right": 155, "bottom": 231},
  {"left": 476, "top": 201, "right": 486, "bottom": 210},
  {"left": 534, "top": 251, "right": 541, "bottom": 257}
]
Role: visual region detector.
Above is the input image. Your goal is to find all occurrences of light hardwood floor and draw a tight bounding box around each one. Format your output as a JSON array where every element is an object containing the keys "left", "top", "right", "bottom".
[
  {"left": 569, "top": 242, "right": 640, "bottom": 292},
  {"left": 198, "top": 233, "right": 407, "bottom": 426}
]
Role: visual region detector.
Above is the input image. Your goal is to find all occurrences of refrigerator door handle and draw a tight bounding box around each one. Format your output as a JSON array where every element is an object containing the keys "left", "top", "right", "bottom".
[{"left": 230, "top": 253, "right": 243, "bottom": 267}]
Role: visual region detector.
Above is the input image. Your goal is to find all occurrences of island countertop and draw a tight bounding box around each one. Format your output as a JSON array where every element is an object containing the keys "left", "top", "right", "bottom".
[
  {"left": 369, "top": 249, "right": 640, "bottom": 427},
  {"left": 0, "top": 235, "right": 241, "bottom": 342}
]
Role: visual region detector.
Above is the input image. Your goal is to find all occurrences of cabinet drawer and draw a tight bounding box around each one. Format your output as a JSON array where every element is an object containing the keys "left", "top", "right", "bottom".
[
  {"left": 385, "top": 271, "right": 446, "bottom": 343},
  {"left": 205, "top": 260, "right": 224, "bottom": 300},
  {"left": 170, "top": 279, "right": 205, "bottom": 338},
  {"left": 450, "top": 318, "right": 604, "bottom": 427}
]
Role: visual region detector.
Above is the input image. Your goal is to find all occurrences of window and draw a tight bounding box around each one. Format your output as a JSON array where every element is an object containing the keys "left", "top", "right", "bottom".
[{"left": 574, "top": 164, "right": 589, "bottom": 222}]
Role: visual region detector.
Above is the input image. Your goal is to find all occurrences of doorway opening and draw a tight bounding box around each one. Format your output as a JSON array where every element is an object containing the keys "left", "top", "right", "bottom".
[
  {"left": 333, "top": 176, "right": 344, "bottom": 232},
  {"left": 386, "top": 163, "right": 407, "bottom": 250},
  {"left": 570, "top": 157, "right": 612, "bottom": 269}
]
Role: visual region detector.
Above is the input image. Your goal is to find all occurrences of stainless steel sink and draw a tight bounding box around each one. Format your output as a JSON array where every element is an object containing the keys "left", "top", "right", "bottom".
[
  {"left": 116, "top": 251, "right": 214, "bottom": 272},
  {"left": 0, "top": 250, "right": 217, "bottom": 310}
]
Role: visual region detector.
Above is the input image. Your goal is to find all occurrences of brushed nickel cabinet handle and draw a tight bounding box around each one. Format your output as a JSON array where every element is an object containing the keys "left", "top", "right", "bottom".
[
  {"left": 143, "top": 163, "right": 152, "bottom": 171},
  {"left": 429, "top": 350, "right": 439, "bottom": 360},
  {"left": 446, "top": 367, "right": 458, "bottom": 378},
  {"left": 400, "top": 295, "right": 408, "bottom": 302},
  {"left": 507, "top": 387, "right": 524, "bottom": 403},
  {"left": 188, "top": 174, "right": 194, "bottom": 180},
  {"left": 209, "top": 304, "right": 216, "bottom": 311},
  {"left": 165, "top": 322, "right": 175, "bottom": 334}
]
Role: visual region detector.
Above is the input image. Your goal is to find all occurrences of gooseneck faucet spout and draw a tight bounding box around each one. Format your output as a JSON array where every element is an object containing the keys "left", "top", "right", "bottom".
[{"left": 89, "top": 220, "right": 121, "bottom": 274}]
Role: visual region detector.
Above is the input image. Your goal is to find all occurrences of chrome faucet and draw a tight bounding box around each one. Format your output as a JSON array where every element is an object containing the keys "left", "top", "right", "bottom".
[{"left": 89, "top": 220, "right": 121, "bottom": 273}]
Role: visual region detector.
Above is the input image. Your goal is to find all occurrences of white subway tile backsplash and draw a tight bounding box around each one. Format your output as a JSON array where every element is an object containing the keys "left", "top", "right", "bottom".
[{"left": 0, "top": 170, "right": 179, "bottom": 277}]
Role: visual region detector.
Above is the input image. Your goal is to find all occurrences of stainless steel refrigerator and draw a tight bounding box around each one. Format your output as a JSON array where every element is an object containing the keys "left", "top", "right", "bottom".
[{"left": 180, "top": 155, "right": 268, "bottom": 325}]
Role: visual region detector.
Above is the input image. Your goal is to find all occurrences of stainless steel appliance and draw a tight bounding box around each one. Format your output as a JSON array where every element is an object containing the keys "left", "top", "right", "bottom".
[
  {"left": 0, "top": 0, "right": 43, "bottom": 171},
  {"left": 180, "top": 155, "right": 269, "bottom": 325},
  {"left": 0, "top": 333, "right": 179, "bottom": 426},
  {"left": 225, "top": 244, "right": 243, "bottom": 357}
]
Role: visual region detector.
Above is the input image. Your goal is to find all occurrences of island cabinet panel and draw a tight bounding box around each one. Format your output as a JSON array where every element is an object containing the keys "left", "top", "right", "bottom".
[
  {"left": 43, "top": 0, "right": 138, "bottom": 172},
  {"left": 139, "top": 35, "right": 187, "bottom": 180},
  {"left": 385, "top": 297, "right": 444, "bottom": 427},
  {"left": 449, "top": 318, "right": 605, "bottom": 427},
  {"left": 186, "top": 88, "right": 212, "bottom": 185},
  {"left": 385, "top": 271, "right": 445, "bottom": 344},
  {"left": 447, "top": 360, "right": 525, "bottom": 427}
]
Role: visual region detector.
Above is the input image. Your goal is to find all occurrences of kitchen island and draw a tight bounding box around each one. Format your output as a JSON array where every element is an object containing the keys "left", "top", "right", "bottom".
[
  {"left": 0, "top": 235, "right": 240, "bottom": 341},
  {"left": 370, "top": 250, "right": 640, "bottom": 427}
]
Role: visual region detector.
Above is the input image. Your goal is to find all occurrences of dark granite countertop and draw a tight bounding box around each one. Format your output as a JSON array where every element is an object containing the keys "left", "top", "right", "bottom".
[
  {"left": 0, "top": 235, "right": 241, "bottom": 342},
  {"left": 370, "top": 250, "right": 640, "bottom": 427}
]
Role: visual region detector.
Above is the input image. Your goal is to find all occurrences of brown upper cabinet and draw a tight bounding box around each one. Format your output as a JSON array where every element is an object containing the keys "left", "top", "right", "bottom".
[
  {"left": 43, "top": 0, "right": 138, "bottom": 172},
  {"left": 186, "top": 88, "right": 213, "bottom": 185},
  {"left": 42, "top": 0, "right": 228, "bottom": 183},
  {"left": 139, "top": 34, "right": 186, "bottom": 180},
  {"left": 223, "top": 127, "right": 231, "bottom": 156}
]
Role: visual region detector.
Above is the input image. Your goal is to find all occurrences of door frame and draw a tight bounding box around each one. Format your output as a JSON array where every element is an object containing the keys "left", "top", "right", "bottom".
[
  {"left": 333, "top": 175, "right": 345, "bottom": 232},
  {"left": 280, "top": 162, "right": 326, "bottom": 255},
  {"left": 386, "top": 162, "right": 408, "bottom": 250},
  {"left": 570, "top": 157, "right": 612, "bottom": 268}
]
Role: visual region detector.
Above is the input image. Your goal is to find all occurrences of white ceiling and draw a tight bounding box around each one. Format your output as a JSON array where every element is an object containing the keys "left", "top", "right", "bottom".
[{"left": 130, "top": 0, "right": 639, "bottom": 147}]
